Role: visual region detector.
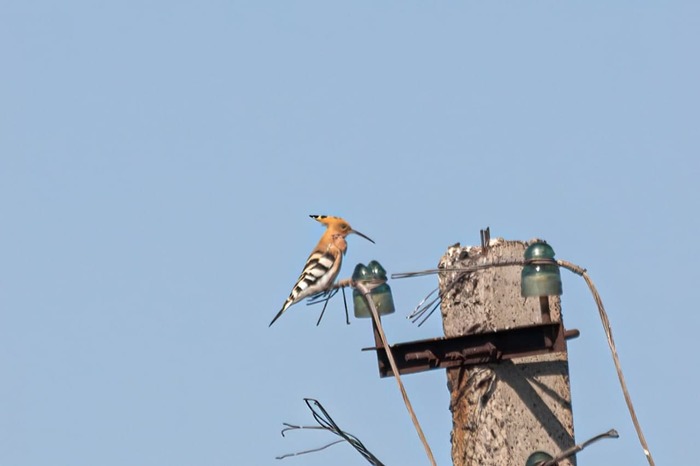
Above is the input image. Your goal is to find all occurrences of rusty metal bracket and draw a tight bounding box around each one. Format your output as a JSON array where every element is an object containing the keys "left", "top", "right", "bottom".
[{"left": 363, "top": 319, "right": 579, "bottom": 378}]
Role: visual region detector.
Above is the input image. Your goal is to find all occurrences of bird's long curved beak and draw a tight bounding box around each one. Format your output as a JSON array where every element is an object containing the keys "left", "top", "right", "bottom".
[{"left": 352, "top": 229, "right": 375, "bottom": 244}]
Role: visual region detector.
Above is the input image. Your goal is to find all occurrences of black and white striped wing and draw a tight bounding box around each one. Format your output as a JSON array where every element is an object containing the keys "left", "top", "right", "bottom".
[{"left": 269, "top": 250, "right": 341, "bottom": 326}]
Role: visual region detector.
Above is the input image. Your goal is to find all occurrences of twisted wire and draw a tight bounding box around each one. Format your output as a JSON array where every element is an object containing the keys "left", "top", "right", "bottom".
[{"left": 277, "top": 398, "right": 384, "bottom": 465}]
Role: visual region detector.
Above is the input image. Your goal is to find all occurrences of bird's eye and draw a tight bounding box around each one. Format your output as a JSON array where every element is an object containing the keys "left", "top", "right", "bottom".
[{"left": 341, "top": 223, "right": 349, "bottom": 230}]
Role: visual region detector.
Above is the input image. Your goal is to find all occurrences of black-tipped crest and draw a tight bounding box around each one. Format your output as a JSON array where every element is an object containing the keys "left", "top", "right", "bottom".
[{"left": 309, "top": 215, "right": 375, "bottom": 244}]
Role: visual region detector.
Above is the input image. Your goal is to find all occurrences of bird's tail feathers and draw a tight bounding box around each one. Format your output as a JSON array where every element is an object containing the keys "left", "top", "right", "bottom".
[{"left": 269, "top": 298, "right": 293, "bottom": 327}]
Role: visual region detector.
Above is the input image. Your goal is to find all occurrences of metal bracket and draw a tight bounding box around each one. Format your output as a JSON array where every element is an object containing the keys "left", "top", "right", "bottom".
[{"left": 364, "top": 318, "right": 579, "bottom": 378}]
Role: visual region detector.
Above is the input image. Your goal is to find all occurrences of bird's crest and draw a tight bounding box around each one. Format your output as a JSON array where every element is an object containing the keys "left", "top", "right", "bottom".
[
  {"left": 310, "top": 214, "right": 349, "bottom": 231},
  {"left": 309, "top": 215, "right": 373, "bottom": 243}
]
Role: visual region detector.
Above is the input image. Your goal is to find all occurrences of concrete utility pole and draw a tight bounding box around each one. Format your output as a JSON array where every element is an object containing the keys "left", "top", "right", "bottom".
[{"left": 439, "top": 238, "right": 576, "bottom": 466}]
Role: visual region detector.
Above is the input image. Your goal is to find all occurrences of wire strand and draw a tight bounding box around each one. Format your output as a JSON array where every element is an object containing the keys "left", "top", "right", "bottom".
[
  {"left": 355, "top": 281, "right": 438, "bottom": 466},
  {"left": 277, "top": 398, "right": 385, "bottom": 465},
  {"left": 558, "top": 260, "right": 656, "bottom": 466}
]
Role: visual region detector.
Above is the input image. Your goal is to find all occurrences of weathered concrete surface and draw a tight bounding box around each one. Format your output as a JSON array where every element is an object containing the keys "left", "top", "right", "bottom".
[{"left": 440, "top": 238, "right": 575, "bottom": 466}]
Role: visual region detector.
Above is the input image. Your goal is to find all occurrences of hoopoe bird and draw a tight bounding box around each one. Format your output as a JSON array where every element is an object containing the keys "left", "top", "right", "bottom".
[{"left": 269, "top": 215, "right": 374, "bottom": 326}]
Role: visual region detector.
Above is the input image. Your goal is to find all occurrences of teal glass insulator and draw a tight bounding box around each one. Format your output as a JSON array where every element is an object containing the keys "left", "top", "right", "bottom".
[
  {"left": 352, "top": 263, "right": 371, "bottom": 318},
  {"left": 367, "top": 260, "right": 388, "bottom": 280},
  {"left": 352, "top": 261, "right": 396, "bottom": 318},
  {"left": 525, "top": 451, "right": 553, "bottom": 466},
  {"left": 352, "top": 262, "right": 372, "bottom": 282},
  {"left": 521, "top": 242, "right": 563, "bottom": 297}
]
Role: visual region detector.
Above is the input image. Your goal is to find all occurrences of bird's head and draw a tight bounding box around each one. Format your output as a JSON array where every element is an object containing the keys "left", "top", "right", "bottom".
[{"left": 310, "top": 215, "right": 375, "bottom": 244}]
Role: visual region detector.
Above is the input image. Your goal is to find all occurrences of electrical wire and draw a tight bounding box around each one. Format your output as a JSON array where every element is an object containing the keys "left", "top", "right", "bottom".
[
  {"left": 277, "top": 398, "right": 385, "bottom": 465},
  {"left": 355, "top": 280, "right": 438, "bottom": 466},
  {"left": 558, "top": 260, "right": 656, "bottom": 466}
]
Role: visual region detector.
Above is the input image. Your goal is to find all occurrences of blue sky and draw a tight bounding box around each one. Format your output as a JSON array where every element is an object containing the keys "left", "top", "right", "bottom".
[{"left": 1, "top": 2, "right": 698, "bottom": 465}]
